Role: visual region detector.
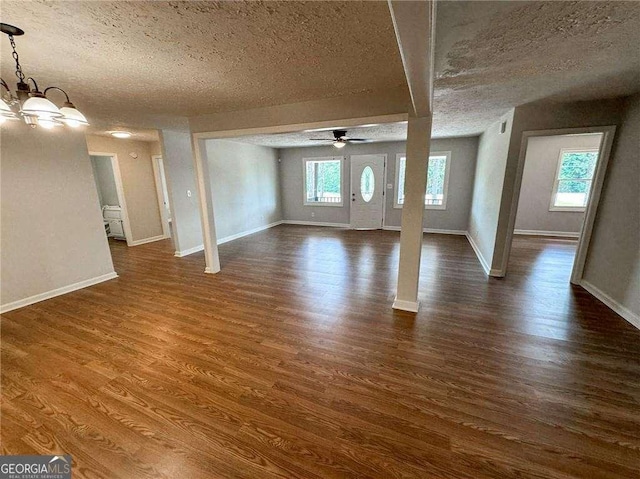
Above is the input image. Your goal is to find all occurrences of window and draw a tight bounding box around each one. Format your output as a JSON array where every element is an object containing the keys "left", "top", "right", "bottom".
[
  {"left": 550, "top": 149, "right": 598, "bottom": 211},
  {"left": 395, "top": 152, "right": 451, "bottom": 209},
  {"left": 304, "top": 157, "right": 343, "bottom": 206}
]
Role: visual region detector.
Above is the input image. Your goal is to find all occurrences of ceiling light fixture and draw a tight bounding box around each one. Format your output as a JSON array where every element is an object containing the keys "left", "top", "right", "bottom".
[
  {"left": 0, "top": 23, "right": 88, "bottom": 130},
  {"left": 333, "top": 139, "right": 347, "bottom": 149},
  {"left": 110, "top": 131, "right": 132, "bottom": 139}
]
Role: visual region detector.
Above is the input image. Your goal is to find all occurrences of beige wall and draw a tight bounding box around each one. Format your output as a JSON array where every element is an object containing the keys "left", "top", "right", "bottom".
[
  {"left": 515, "top": 133, "right": 602, "bottom": 234},
  {"left": 583, "top": 94, "right": 640, "bottom": 321},
  {"left": 85, "top": 135, "right": 164, "bottom": 242},
  {"left": 1, "top": 125, "right": 115, "bottom": 310},
  {"left": 205, "top": 140, "right": 282, "bottom": 240}
]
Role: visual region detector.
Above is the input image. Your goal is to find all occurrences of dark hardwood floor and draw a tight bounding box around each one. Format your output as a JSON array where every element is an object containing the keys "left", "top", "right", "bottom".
[{"left": 2, "top": 226, "right": 639, "bottom": 478}]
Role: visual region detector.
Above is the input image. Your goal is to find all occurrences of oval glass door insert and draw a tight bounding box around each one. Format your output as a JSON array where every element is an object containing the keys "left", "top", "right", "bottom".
[{"left": 360, "top": 166, "right": 375, "bottom": 202}]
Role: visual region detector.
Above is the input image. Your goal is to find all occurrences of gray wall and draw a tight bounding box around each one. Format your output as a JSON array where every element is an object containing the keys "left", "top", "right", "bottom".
[
  {"left": 205, "top": 139, "right": 282, "bottom": 240},
  {"left": 159, "top": 130, "right": 204, "bottom": 254},
  {"left": 468, "top": 110, "right": 515, "bottom": 271},
  {"left": 515, "top": 133, "right": 602, "bottom": 234},
  {"left": 278, "top": 137, "right": 478, "bottom": 230},
  {"left": 1, "top": 125, "right": 115, "bottom": 309},
  {"left": 90, "top": 155, "right": 119, "bottom": 207},
  {"left": 492, "top": 98, "right": 625, "bottom": 273},
  {"left": 583, "top": 94, "right": 640, "bottom": 320}
]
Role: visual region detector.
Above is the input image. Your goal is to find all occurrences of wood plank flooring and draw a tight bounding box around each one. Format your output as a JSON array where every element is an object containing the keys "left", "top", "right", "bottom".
[{"left": 2, "top": 225, "right": 639, "bottom": 478}]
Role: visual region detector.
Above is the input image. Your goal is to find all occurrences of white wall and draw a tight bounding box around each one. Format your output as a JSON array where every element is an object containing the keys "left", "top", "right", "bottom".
[
  {"left": 278, "top": 137, "right": 478, "bottom": 230},
  {"left": 515, "top": 133, "right": 602, "bottom": 234},
  {"left": 86, "top": 135, "right": 164, "bottom": 242},
  {"left": 159, "top": 130, "right": 204, "bottom": 255},
  {"left": 205, "top": 139, "right": 282, "bottom": 241},
  {"left": 583, "top": 94, "right": 640, "bottom": 323},
  {"left": 467, "top": 110, "right": 515, "bottom": 273},
  {"left": 1, "top": 125, "right": 115, "bottom": 311},
  {"left": 90, "top": 155, "right": 119, "bottom": 207}
]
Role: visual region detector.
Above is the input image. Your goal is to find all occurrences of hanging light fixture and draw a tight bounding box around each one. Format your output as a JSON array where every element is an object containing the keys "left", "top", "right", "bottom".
[{"left": 0, "top": 23, "right": 89, "bottom": 129}]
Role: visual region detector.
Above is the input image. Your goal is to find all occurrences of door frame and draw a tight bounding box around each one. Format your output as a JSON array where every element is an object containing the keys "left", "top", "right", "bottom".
[
  {"left": 502, "top": 125, "right": 617, "bottom": 284},
  {"left": 89, "top": 151, "right": 134, "bottom": 247},
  {"left": 350, "top": 153, "right": 387, "bottom": 230},
  {"left": 151, "top": 154, "right": 172, "bottom": 239}
]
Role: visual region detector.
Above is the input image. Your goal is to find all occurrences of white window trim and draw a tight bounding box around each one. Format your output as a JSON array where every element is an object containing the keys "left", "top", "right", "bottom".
[
  {"left": 549, "top": 147, "right": 599, "bottom": 212},
  {"left": 303, "top": 156, "right": 344, "bottom": 207},
  {"left": 394, "top": 151, "right": 452, "bottom": 210}
]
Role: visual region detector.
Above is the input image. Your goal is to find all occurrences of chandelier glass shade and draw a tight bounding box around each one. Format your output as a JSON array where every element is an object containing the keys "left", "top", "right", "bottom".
[{"left": 1, "top": 22, "right": 89, "bottom": 130}]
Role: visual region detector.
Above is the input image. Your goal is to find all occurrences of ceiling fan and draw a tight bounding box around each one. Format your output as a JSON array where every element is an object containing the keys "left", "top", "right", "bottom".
[{"left": 308, "top": 129, "right": 370, "bottom": 149}]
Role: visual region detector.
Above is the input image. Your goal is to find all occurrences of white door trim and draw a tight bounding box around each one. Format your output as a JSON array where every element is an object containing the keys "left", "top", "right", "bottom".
[
  {"left": 89, "top": 151, "right": 134, "bottom": 247},
  {"left": 151, "top": 155, "right": 172, "bottom": 239},
  {"left": 501, "top": 125, "right": 616, "bottom": 284}
]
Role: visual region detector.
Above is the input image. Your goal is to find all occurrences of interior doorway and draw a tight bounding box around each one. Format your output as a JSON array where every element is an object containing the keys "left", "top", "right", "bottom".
[
  {"left": 350, "top": 154, "right": 385, "bottom": 229},
  {"left": 152, "top": 155, "right": 172, "bottom": 240},
  {"left": 89, "top": 153, "right": 133, "bottom": 246},
  {"left": 504, "top": 126, "right": 615, "bottom": 284}
]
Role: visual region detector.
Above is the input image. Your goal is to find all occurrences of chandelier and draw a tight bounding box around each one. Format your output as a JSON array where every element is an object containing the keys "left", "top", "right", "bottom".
[{"left": 0, "top": 23, "right": 89, "bottom": 129}]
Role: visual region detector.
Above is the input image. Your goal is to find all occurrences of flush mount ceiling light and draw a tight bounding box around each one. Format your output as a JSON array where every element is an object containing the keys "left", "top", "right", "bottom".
[
  {"left": 110, "top": 131, "right": 132, "bottom": 139},
  {"left": 0, "top": 23, "right": 88, "bottom": 129}
]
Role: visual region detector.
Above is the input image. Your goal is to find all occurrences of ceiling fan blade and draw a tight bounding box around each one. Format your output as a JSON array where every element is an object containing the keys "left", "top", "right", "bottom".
[
  {"left": 307, "top": 138, "right": 334, "bottom": 141},
  {"left": 347, "top": 138, "right": 371, "bottom": 142}
]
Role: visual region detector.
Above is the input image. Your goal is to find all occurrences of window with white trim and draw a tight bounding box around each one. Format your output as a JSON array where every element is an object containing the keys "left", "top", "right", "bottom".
[
  {"left": 304, "top": 157, "right": 343, "bottom": 206},
  {"left": 550, "top": 148, "right": 598, "bottom": 211},
  {"left": 395, "top": 152, "right": 451, "bottom": 209}
]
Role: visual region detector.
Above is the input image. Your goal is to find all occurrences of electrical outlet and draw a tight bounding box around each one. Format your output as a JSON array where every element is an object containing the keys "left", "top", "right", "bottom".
[{"left": 311, "top": 212, "right": 315, "bottom": 218}]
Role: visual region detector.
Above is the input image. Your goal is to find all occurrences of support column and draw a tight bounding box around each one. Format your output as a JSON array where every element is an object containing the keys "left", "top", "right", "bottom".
[
  {"left": 192, "top": 135, "right": 221, "bottom": 274},
  {"left": 393, "top": 115, "right": 432, "bottom": 312}
]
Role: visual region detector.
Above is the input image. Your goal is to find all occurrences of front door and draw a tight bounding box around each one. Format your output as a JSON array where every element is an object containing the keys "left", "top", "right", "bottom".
[{"left": 350, "top": 154, "right": 385, "bottom": 229}]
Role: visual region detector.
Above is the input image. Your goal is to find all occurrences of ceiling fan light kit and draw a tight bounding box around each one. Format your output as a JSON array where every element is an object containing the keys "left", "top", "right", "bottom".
[
  {"left": 308, "top": 129, "right": 371, "bottom": 148},
  {"left": 0, "top": 22, "right": 89, "bottom": 129}
]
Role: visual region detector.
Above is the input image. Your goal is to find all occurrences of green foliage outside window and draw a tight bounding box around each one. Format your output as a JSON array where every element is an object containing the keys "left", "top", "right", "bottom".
[
  {"left": 558, "top": 151, "right": 597, "bottom": 193},
  {"left": 306, "top": 160, "right": 341, "bottom": 202}
]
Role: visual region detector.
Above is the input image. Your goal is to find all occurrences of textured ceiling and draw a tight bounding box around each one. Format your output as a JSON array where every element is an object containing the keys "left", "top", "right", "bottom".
[
  {"left": 0, "top": 0, "right": 405, "bottom": 135},
  {"left": 433, "top": 0, "right": 640, "bottom": 137},
  {"left": 1, "top": 1, "right": 639, "bottom": 140}
]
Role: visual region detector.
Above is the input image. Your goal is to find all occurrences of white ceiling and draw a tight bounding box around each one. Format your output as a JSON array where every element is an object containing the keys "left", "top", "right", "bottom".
[{"left": 1, "top": 1, "right": 639, "bottom": 142}]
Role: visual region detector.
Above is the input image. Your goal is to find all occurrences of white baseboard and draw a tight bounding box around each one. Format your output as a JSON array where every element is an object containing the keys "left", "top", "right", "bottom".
[
  {"left": 580, "top": 280, "right": 640, "bottom": 330},
  {"left": 465, "top": 233, "right": 491, "bottom": 276},
  {"left": 382, "top": 226, "right": 467, "bottom": 235},
  {"left": 514, "top": 229, "right": 579, "bottom": 238},
  {"left": 217, "top": 221, "right": 283, "bottom": 245},
  {"left": 282, "top": 220, "right": 350, "bottom": 228},
  {"left": 0, "top": 272, "right": 118, "bottom": 314},
  {"left": 174, "top": 244, "right": 204, "bottom": 257},
  {"left": 392, "top": 297, "right": 420, "bottom": 313},
  {"left": 129, "top": 235, "right": 167, "bottom": 246}
]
